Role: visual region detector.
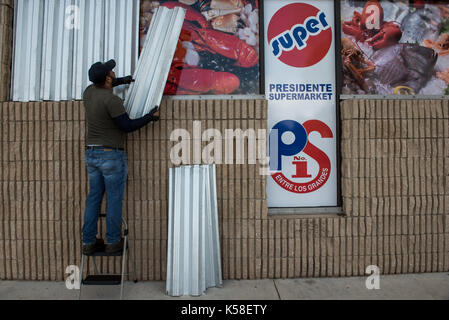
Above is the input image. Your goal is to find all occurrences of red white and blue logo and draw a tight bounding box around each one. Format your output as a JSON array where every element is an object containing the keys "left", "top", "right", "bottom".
[
  {"left": 267, "top": 3, "right": 333, "bottom": 68},
  {"left": 270, "top": 120, "right": 333, "bottom": 194}
]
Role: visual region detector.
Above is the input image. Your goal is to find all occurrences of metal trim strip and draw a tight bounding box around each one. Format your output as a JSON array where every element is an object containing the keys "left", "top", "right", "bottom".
[
  {"left": 162, "top": 94, "right": 267, "bottom": 101},
  {"left": 340, "top": 94, "right": 449, "bottom": 100}
]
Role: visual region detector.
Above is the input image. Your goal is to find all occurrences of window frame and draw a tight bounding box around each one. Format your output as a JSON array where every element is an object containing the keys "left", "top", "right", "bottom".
[
  {"left": 339, "top": 0, "right": 449, "bottom": 100},
  {"left": 267, "top": 0, "right": 343, "bottom": 215},
  {"left": 152, "top": 0, "right": 265, "bottom": 99}
]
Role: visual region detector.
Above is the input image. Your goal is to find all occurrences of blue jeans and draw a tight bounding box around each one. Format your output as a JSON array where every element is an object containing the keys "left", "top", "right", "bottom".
[{"left": 82, "top": 149, "right": 128, "bottom": 245}]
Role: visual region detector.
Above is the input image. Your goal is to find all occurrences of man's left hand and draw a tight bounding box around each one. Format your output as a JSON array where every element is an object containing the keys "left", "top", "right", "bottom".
[
  {"left": 113, "top": 76, "right": 135, "bottom": 87},
  {"left": 122, "top": 76, "right": 135, "bottom": 84}
]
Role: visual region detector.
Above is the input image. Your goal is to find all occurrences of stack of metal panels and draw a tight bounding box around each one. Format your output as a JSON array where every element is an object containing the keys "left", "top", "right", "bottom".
[
  {"left": 11, "top": 0, "right": 139, "bottom": 102},
  {"left": 124, "top": 6, "right": 185, "bottom": 119},
  {"left": 167, "top": 165, "right": 222, "bottom": 297}
]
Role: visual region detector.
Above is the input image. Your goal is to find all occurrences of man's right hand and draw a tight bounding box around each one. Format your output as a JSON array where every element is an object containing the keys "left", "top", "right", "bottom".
[
  {"left": 149, "top": 106, "right": 160, "bottom": 119},
  {"left": 152, "top": 109, "right": 160, "bottom": 117}
]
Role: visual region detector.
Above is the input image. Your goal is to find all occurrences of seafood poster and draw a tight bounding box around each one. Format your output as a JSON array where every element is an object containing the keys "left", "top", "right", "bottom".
[
  {"left": 139, "top": 0, "right": 260, "bottom": 95},
  {"left": 341, "top": 0, "right": 449, "bottom": 95},
  {"left": 265, "top": 0, "right": 338, "bottom": 208}
]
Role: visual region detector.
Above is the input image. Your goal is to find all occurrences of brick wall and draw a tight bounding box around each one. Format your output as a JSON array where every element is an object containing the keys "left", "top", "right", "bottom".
[
  {"left": 0, "top": 99, "right": 448, "bottom": 281},
  {"left": 340, "top": 99, "right": 449, "bottom": 274}
]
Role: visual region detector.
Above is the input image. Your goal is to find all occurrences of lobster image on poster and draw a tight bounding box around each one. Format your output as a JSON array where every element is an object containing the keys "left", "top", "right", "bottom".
[
  {"left": 341, "top": 0, "right": 449, "bottom": 95},
  {"left": 140, "top": 0, "right": 260, "bottom": 95}
]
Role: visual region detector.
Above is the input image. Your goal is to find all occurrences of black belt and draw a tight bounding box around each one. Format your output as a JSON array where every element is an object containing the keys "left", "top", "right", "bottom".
[{"left": 86, "top": 146, "right": 124, "bottom": 151}]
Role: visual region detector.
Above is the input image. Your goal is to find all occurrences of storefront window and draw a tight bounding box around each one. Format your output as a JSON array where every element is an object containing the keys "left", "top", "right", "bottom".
[
  {"left": 265, "top": 0, "right": 339, "bottom": 209},
  {"left": 140, "top": 0, "right": 261, "bottom": 96},
  {"left": 340, "top": 0, "right": 449, "bottom": 96}
]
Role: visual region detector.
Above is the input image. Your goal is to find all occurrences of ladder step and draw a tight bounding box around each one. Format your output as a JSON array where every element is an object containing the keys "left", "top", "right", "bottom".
[
  {"left": 82, "top": 275, "right": 122, "bottom": 286},
  {"left": 84, "top": 242, "right": 129, "bottom": 257},
  {"left": 85, "top": 250, "right": 124, "bottom": 257}
]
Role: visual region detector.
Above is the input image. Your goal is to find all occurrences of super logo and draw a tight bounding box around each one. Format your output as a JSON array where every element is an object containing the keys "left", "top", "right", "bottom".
[
  {"left": 270, "top": 11, "right": 330, "bottom": 58},
  {"left": 267, "top": 3, "right": 333, "bottom": 68}
]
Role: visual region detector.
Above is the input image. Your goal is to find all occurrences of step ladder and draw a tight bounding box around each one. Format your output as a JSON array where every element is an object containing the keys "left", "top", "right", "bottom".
[{"left": 78, "top": 214, "right": 137, "bottom": 300}]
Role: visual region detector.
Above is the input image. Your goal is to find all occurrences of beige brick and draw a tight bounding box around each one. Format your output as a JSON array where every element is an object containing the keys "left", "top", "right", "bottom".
[{"left": 341, "top": 101, "right": 350, "bottom": 120}]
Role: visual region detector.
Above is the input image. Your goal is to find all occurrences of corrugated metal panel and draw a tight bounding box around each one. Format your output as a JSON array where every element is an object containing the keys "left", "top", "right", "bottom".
[
  {"left": 12, "top": 0, "right": 44, "bottom": 101},
  {"left": 167, "top": 165, "right": 222, "bottom": 297},
  {"left": 125, "top": 6, "right": 185, "bottom": 119},
  {"left": 11, "top": 0, "right": 139, "bottom": 102}
]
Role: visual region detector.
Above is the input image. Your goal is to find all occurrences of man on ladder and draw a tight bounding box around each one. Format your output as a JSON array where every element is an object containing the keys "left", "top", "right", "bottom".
[
  {"left": 82, "top": 59, "right": 159, "bottom": 254},
  {"left": 79, "top": 60, "right": 159, "bottom": 299}
]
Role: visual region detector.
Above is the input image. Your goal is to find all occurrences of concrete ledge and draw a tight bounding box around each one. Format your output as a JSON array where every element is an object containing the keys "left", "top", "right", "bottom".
[{"left": 1, "top": 273, "right": 448, "bottom": 300}]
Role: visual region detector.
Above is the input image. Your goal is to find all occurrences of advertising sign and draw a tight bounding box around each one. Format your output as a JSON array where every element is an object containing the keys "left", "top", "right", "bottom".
[
  {"left": 140, "top": 0, "right": 261, "bottom": 95},
  {"left": 265, "top": 0, "right": 338, "bottom": 208},
  {"left": 341, "top": 0, "right": 449, "bottom": 95}
]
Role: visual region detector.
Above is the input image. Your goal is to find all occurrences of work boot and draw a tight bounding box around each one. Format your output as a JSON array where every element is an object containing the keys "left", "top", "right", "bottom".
[
  {"left": 82, "top": 238, "right": 105, "bottom": 255},
  {"left": 105, "top": 238, "right": 125, "bottom": 254}
]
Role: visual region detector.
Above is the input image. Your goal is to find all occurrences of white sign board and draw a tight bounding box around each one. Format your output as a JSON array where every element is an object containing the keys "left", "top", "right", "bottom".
[{"left": 265, "top": 0, "right": 338, "bottom": 208}]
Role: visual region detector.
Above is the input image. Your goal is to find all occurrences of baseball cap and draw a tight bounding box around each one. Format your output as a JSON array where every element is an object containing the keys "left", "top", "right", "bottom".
[{"left": 88, "top": 59, "right": 116, "bottom": 84}]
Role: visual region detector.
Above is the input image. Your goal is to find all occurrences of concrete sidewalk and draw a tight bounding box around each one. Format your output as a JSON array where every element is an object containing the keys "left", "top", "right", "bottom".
[{"left": 1, "top": 273, "right": 448, "bottom": 300}]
